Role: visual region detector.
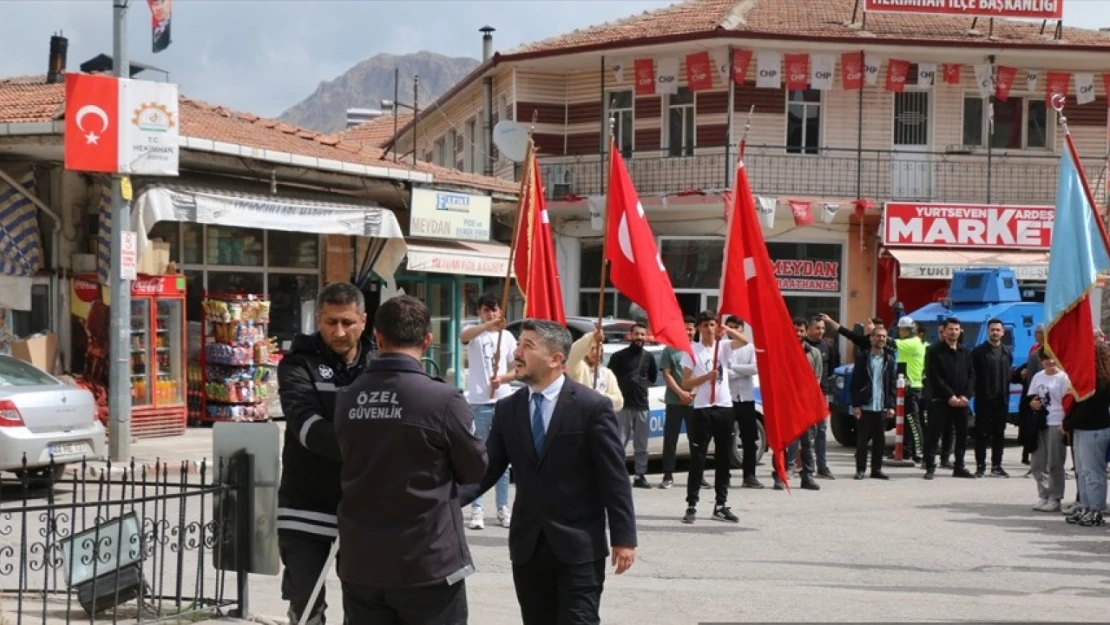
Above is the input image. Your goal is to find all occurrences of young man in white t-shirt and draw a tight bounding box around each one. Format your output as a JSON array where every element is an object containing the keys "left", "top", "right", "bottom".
[
  {"left": 1028, "top": 349, "right": 1071, "bottom": 513},
  {"left": 460, "top": 293, "right": 517, "bottom": 529},
  {"left": 679, "top": 311, "right": 748, "bottom": 525}
]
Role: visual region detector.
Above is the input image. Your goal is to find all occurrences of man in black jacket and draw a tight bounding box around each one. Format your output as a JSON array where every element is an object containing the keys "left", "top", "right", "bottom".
[
  {"left": 607, "top": 323, "right": 658, "bottom": 488},
  {"left": 849, "top": 327, "right": 896, "bottom": 480},
  {"left": 971, "top": 318, "right": 1014, "bottom": 478},
  {"left": 276, "top": 282, "right": 376, "bottom": 625},
  {"left": 924, "top": 317, "right": 976, "bottom": 480},
  {"left": 804, "top": 315, "right": 839, "bottom": 479},
  {"left": 335, "top": 295, "right": 488, "bottom": 625}
]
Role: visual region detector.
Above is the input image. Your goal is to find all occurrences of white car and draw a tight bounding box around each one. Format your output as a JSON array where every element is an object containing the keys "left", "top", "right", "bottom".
[{"left": 0, "top": 355, "right": 106, "bottom": 479}]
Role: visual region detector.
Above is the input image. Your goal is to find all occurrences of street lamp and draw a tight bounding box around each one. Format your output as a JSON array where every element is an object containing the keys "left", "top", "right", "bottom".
[
  {"left": 381, "top": 69, "right": 419, "bottom": 165},
  {"left": 60, "top": 511, "right": 146, "bottom": 617}
]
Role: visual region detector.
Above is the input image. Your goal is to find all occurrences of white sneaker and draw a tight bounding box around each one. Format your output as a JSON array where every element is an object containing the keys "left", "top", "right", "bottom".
[
  {"left": 468, "top": 508, "right": 485, "bottom": 530},
  {"left": 1035, "top": 499, "right": 1061, "bottom": 512},
  {"left": 497, "top": 506, "right": 511, "bottom": 528},
  {"left": 1061, "top": 500, "right": 1079, "bottom": 515},
  {"left": 1033, "top": 498, "right": 1049, "bottom": 511}
]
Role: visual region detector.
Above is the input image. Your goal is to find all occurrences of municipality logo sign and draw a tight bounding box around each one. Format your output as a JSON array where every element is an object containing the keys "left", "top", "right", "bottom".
[{"left": 435, "top": 192, "right": 471, "bottom": 213}]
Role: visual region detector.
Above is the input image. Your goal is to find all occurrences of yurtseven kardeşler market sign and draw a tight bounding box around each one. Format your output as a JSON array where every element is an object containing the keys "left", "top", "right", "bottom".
[{"left": 864, "top": 0, "right": 1063, "bottom": 20}]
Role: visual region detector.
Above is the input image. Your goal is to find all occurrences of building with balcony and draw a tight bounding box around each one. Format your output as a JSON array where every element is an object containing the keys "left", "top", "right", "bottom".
[{"left": 384, "top": 0, "right": 1110, "bottom": 354}]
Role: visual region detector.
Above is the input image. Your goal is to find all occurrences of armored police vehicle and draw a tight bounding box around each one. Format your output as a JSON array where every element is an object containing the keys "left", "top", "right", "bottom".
[{"left": 828, "top": 267, "right": 1043, "bottom": 447}]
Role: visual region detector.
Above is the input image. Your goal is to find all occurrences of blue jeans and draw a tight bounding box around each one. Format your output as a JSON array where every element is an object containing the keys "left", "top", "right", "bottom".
[
  {"left": 470, "top": 403, "right": 509, "bottom": 510},
  {"left": 1073, "top": 427, "right": 1110, "bottom": 512}
]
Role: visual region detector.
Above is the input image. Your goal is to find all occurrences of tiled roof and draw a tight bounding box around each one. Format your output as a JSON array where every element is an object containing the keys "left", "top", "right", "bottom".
[
  {"left": 339, "top": 112, "right": 414, "bottom": 148},
  {"left": 0, "top": 74, "right": 516, "bottom": 196},
  {"left": 510, "top": 0, "right": 1110, "bottom": 55}
]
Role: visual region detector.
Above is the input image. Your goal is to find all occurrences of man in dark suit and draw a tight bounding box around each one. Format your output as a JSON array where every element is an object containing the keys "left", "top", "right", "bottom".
[{"left": 460, "top": 319, "right": 637, "bottom": 625}]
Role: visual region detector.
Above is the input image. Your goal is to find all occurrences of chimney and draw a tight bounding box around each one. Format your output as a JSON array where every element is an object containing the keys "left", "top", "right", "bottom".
[
  {"left": 480, "top": 26, "right": 495, "bottom": 62},
  {"left": 47, "top": 33, "right": 68, "bottom": 84}
]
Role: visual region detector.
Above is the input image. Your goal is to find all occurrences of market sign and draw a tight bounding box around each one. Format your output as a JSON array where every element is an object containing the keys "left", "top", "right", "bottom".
[
  {"left": 864, "top": 0, "right": 1063, "bottom": 19},
  {"left": 409, "top": 188, "right": 492, "bottom": 242},
  {"left": 883, "top": 202, "right": 1054, "bottom": 250}
]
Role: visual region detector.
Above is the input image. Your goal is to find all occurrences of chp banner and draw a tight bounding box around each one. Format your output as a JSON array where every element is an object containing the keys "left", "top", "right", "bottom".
[
  {"left": 882, "top": 202, "right": 1055, "bottom": 249},
  {"left": 863, "top": 0, "right": 1062, "bottom": 20},
  {"left": 65, "top": 73, "right": 179, "bottom": 176}
]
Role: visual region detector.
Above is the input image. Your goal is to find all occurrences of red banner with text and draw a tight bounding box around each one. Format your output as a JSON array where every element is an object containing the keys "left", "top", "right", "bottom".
[
  {"left": 864, "top": 0, "right": 1062, "bottom": 20},
  {"left": 882, "top": 202, "right": 1055, "bottom": 250}
]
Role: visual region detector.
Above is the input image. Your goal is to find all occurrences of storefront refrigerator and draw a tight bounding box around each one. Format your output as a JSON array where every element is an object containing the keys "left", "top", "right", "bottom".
[{"left": 71, "top": 274, "right": 188, "bottom": 438}]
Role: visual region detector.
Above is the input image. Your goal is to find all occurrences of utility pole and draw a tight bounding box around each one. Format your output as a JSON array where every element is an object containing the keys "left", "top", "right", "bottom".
[{"left": 108, "top": 0, "right": 132, "bottom": 461}]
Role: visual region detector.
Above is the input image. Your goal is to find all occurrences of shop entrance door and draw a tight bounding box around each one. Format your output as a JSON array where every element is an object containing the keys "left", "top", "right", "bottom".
[{"left": 891, "top": 90, "right": 933, "bottom": 200}]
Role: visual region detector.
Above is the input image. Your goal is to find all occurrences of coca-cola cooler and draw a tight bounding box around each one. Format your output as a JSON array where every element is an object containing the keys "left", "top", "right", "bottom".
[{"left": 71, "top": 274, "right": 187, "bottom": 438}]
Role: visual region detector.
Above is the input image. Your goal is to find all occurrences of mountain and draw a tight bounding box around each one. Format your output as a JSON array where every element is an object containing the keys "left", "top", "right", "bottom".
[{"left": 279, "top": 51, "right": 480, "bottom": 134}]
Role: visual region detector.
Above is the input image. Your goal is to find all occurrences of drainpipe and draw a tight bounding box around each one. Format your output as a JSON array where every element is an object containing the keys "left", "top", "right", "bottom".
[{"left": 481, "top": 26, "right": 496, "bottom": 177}]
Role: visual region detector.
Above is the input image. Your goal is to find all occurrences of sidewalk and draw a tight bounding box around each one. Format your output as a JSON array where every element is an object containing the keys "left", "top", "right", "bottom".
[{"left": 64, "top": 421, "right": 286, "bottom": 479}]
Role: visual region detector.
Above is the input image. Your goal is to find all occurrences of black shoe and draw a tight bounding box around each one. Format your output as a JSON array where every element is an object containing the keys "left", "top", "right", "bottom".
[
  {"left": 682, "top": 507, "right": 697, "bottom": 524},
  {"left": 974, "top": 467, "right": 985, "bottom": 478},
  {"left": 700, "top": 479, "right": 711, "bottom": 489},
  {"left": 924, "top": 470, "right": 935, "bottom": 480},
  {"left": 854, "top": 471, "right": 866, "bottom": 480},
  {"left": 991, "top": 466, "right": 1010, "bottom": 478},
  {"left": 953, "top": 467, "right": 975, "bottom": 479},
  {"left": 912, "top": 455, "right": 923, "bottom": 464},
  {"left": 871, "top": 472, "right": 890, "bottom": 480},
  {"left": 633, "top": 475, "right": 652, "bottom": 489},
  {"left": 712, "top": 505, "right": 739, "bottom": 523},
  {"left": 817, "top": 468, "right": 836, "bottom": 480},
  {"left": 941, "top": 459, "right": 954, "bottom": 470},
  {"left": 742, "top": 477, "right": 765, "bottom": 489},
  {"left": 773, "top": 477, "right": 785, "bottom": 491},
  {"left": 801, "top": 477, "right": 820, "bottom": 490}
]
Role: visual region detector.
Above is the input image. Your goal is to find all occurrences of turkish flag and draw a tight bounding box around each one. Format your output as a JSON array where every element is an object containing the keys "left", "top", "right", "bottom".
[
  {"left": 685, "top": 51, "right": 714, "bottom": 92},
  {"left": 995, "top": 66, "right": 1018, "bottom": 102},
  {"left": 604, "top": 148, "right": 693, "bottom": 356},
  {"left": 841, "top": 52, "right": 863, "bottom": 90},
  {"left": 789, "top": 200, "right": 813, "bottom": 226},
  {"left": 65, "top": 73, "right": 120, "bottom": 173},
  {"left": 942, "top": 64, "right": 961, "bottom": 85},
  {"left": 732, "top": 49, "right": 753, "bottom": 86},
  {"left": 784, "top": 53, "right": 810, "bottom": 91},
  {"left": 634, "top": 59, "right": 656, "bottom": 96},
  {"left": 513, "top": 150, "right": 566, "bottom": 325},
  {"left": 886, "top": 59, "right": 910, "bottom": 92},
  {"left": 721, "top": 162, "right": 829, "bottom": 486}
]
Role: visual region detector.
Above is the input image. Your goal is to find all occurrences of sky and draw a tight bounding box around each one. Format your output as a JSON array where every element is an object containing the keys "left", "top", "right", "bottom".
[{"left": 0, "top": 0, "right": 1108, "bottom": 120}]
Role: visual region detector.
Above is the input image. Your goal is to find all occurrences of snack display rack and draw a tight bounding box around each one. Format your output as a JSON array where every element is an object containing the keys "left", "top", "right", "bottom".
[{"left": 198, "top": 293, "right": 279, "bottom": 423}]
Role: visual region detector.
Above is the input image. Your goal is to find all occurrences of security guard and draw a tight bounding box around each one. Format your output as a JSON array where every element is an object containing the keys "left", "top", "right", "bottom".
[
  {"left": 334, "top": 294, "right": 488, "bottom": 625},
  {"left": 276, "top": 282, "right": 375, "bottom": 625}
]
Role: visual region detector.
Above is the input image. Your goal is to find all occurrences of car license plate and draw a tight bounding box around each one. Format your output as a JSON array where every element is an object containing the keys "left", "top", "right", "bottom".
[{"left": 50, "top": 442, "right": 91, "bottom": 458}]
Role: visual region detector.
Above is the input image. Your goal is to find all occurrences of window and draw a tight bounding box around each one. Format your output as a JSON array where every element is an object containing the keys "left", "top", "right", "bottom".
[
  {"left": 433, "top": 138, "right": 446, "bottom": 166},
  {"left": 267, "top": 231, "right": 319, "bottom": 269},
  {"left": 659, "top": 239, "right": 723, "bottom": 289},
  {"left": 962, "top": 95, "right": 1051, "bottom": 149},
  {"left": 610, "top": 91, "right": 634, "bottom": 158},
  {"left": 577, "top": 238, "right": 633, "bottom": 317},
  {"left": 787, "top": 89, "right": 821, "bottom": 154},
  {"left": 206, "top": 225, "right": 264, "bottom": 266},
  {"left": 667, "top": 88, "right": 695, "bottom": 157},
  {"left": 445, "top": 130, "right": 458, "bottom": 169},
  {"left": 465, "top": 118, "right": 478, "bottom": 173}
]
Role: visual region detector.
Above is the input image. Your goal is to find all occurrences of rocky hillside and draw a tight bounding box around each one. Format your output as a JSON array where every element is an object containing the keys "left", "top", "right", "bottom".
[{"left": 279, "top": 51, "right": 479, "bottom": 134}]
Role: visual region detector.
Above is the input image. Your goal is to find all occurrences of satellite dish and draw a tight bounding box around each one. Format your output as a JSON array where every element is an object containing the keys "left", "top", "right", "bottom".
[{"left": 493, "top": 121, "right": 529, "bottom": 163}]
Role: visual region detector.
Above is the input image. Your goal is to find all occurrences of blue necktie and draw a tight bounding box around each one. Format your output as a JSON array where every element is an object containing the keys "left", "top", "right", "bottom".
[{"left": 531, "top": 393, "right": 546, "bottom": 453}]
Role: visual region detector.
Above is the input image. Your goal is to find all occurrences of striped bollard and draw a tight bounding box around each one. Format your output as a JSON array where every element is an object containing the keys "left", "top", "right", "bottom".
[{"left": 886, "top": 374, "right": 915, "bottom": 467}]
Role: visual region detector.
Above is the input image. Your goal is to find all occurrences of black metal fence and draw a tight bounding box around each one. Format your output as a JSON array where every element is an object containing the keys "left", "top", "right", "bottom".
[
  {"left": 1, "top": 455, "right": 252, "bottom": 625},
  {"left": 539, "top": 147, "right": 1109, "bottom": 206}
]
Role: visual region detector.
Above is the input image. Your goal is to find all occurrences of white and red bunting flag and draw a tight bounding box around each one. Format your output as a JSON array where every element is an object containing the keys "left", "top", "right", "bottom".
[
  {"left": 610, "top": 60, "right": 626, "bottom": 83},
  {"left": 789, "top": 200, "right": 814, "bottom": 226},
  {"left": 685, "top": 51, "right": 714, "bottom": 92},
  {"left": 784, "top": 53, "right": 809, "bottom": 91},
  {"left": 757, "top": 196, "right": 777, "bottom": 229},
  {"left": 973, "top": 65, "right": 994, "bottom": 99},
  {"left": 821, "top": 203, "right": 841, "bottom": 225},
  {"left": 810, "top": 54, "right": 834, "bottom": 91},
  {"left": 917, "top": 63, "right": 936, "bottom": 87},
  {"left": 1026, "top": 70, "right": 1039, "bottom": 92},
  {"left": 1076, "top": 73, "right": 1096, "bottom": 105},
  {"left": 841, "top": 52, "right": 863, "bottom": 90},
  {"left": 864, "top": 53, "right": 881, "bottom": 86},
  {"left": 1045, "top": 71, "right": 1071, "bottom": 104},
  {"left": 942, "top": 64, "right": 962, "bottom": 85},
  {"left": 995, "top": 66, "right": 1018, "bottom": 102},
  {"left": 885, "top": 59, "right": 910, "bottom": 92},
  {"left": 634, "top": 59, "right": 655, "bottom": 95},
  {"left": 656, "top": 57, "right": 679, "bottom": 95},
  {"left": 1104, "top": 74, "right": 1110, "bottom": 104},
  {"left": 719, "top": 48, "right": 753, "bottom": 86},
  {"left": 756, "top": 52, "right": 782, "bottom": 89}
]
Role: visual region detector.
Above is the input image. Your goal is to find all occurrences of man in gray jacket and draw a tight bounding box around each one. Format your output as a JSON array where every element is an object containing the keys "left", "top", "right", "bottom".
[
  {"left": 770, "top": 318, "right": 821, "bottom": 491},
  {"left": 725, "top": 316, "right": 762, "bottom": 489}
]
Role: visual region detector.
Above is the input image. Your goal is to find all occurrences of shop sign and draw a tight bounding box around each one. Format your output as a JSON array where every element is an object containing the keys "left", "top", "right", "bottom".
[
  {"left": 901, "top": 262, "right": 1048, "bottom": 281},
  {"left": 72, "top": 274, "right": 185, "bottom": 302},
  {"left": 409, "top": 188, "right": 492, "bottom": 242},
  {"left": 883, "top": 202, "right": 1054, "bottom": 250},
  {"left": 773, "top": 260, "right": 841, "bottom": 292},
  {"left": 406, "top": 249, "right": 508, "bottom": 278},
  {"left": 863, "top": 0, "right": 1062, "bottom": 20}
]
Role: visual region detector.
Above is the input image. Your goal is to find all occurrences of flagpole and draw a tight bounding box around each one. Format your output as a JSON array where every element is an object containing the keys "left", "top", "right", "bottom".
[
  {"left": 490, "top": 112, "right": 537, "bottom": 398},
  {"left": 1054, "top": 95, "right": 1110, "bottom": 254},
  {"left": 595, "top": 116, "right": 616, "bottom": 390},
  {"left": 709, "top": 105, "right": 754, "bottom": 405}
]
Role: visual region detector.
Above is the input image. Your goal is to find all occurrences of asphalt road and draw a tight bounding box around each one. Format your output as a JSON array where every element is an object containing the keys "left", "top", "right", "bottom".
[{"left": 244, "top": 444, "right": 1110, "bottom": 625}]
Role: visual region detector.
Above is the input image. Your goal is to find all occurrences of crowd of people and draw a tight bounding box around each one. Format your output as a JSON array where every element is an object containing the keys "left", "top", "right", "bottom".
[{"left": 268, "top": 282, "right": 1110, "bottom": 625}]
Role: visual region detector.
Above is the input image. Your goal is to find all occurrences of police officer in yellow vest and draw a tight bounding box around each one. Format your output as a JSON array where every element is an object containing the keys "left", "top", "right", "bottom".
[{"left": 894, "top": 316, "right": 927, "bottom": 463}]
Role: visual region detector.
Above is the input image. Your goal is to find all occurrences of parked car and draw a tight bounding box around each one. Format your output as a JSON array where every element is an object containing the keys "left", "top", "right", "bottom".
[
  {"left": 506, "top": 316, "right": 638, "bottom": 344},
  {"left": 0, "top": 356, "right": 106, "bottom": 479}
]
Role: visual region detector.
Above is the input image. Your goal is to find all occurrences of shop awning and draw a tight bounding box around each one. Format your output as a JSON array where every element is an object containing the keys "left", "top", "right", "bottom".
[
  {"left": 124, "top": 184, "right": 408, "bottom": 285},
  {"left": 0, "top": 170, "right": 43, "bottom": 310},
  {"left": 887, "top": 248, "right": 1049, "bottom": 281},
  {"left": 404, "top": 239, "right": 513, "bottom": 278}
]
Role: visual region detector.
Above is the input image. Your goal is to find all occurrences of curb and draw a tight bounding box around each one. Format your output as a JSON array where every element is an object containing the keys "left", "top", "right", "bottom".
[{"left": 62, "top": 459, "right": 209, "bottom": 479}]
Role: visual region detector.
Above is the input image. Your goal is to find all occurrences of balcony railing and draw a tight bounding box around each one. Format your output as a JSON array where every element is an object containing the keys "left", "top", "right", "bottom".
[{"left": 538, "top": 146, "right": 1109, "bottom": 207}]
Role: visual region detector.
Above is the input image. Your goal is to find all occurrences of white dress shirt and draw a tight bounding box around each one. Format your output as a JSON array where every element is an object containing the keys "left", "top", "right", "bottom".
[
  {"left": 529, "top": 373, "right": 566, "bottom": 434},
  {"left": 728, "top": 343, "right": 758, "bottom": 402}
]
